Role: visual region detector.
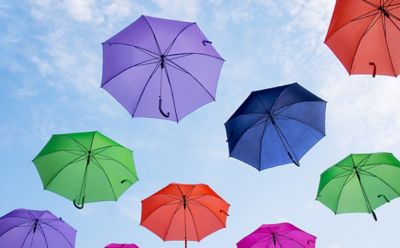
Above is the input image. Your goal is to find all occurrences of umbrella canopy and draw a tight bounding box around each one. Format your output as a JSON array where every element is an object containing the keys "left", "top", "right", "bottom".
[
  {"left": 325, "top": 0, "right": 400, "bottom": 77},
  {"left": 237, "top": 223, "right": 316, "bottom": 248},
  {"left": 225, "top": 83, "right": 326, "bottom": 170},
  {"left": 105, "top": 244, "right": 139, "bottom": 248},
  {"left": 0, "top": 209, "right": 76, "bottom": 248},
  {"left": 141, "top": 183, "right": 230, "bottom": 248},
  {"left": 33, "top": 131, "right": 138, "bottom": 209},
  {"left": 101, "top": 15, "right": 224, "bottom": 122},
  {"left": 317, "top": 152, "right": 400, "bottom": 221}
]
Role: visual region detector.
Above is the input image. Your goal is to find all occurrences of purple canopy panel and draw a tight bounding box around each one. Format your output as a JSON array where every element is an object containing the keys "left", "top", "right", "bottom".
[
  {"left": 0, "top": 209, "right": 76, "bottom": 248},
  {"left": 237, "top": 222, "right": 316, "bottom": 248},
  {"left": 105, "top": 243, "right": 139, "bottom": 248},
  {"left": 102, "top": 15, "right": 224, "bottom": 122}
]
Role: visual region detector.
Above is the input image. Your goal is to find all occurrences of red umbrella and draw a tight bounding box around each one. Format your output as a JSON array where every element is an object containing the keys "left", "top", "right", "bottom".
[
  {"left": 140, "top": 183, "right": 230, "bottom": 248},
  {"left": 325, "top": 0, "right": 400, "bottom": 77}
]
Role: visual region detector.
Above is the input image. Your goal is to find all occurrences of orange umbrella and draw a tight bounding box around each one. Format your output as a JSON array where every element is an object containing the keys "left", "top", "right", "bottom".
[
  {"left": 325, "top": 0, "right": 400, "bottom": 77},
  {"left": 140, "top": 183, "right": 230, "bottom": 248}
]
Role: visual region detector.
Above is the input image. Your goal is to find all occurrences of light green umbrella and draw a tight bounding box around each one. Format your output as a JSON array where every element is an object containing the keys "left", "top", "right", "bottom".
[
  {"left": 317, "top": 152, "right": 400, "bottom": 221},
  {"left": 33, "top": 131, "right": 138, "bottom": 209}
]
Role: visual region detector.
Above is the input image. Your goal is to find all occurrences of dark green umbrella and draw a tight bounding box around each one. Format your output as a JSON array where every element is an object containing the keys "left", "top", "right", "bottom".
[
  {"left": 33, "top": 131, "right": 138, "bottom": 209},
  {"left": 317, "top": 153, "right": 400, "bottom": 221}
]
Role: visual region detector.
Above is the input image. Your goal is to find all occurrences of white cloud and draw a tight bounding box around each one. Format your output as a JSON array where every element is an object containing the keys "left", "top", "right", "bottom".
[{"left": 151, "top": 0, "right": 201, "bottom": 20}]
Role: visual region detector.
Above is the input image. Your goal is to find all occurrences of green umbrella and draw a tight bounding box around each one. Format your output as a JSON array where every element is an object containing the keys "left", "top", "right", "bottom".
[
  {"left": 317, "top": 152, "right": 400, "bottom": 221},
  {"left": 33, "top": 131, "right": 138, "bottom": 209}
]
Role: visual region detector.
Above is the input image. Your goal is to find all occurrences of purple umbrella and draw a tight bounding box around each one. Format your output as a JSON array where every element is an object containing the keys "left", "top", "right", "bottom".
[
  {"left": 237, "top": 223, "right": 316, "bottom": 248},
  {"left": 101, "top": 15, "right": 224, "bottom": 122},
  {"left": 105, "top": 243, "right": 139, "bottom": 248},
  {"left": 0, "top": 209, "right": 76, "bottom": 248}
]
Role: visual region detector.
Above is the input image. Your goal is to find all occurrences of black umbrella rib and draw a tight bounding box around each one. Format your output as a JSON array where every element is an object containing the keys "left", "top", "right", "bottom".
[
  {"left": 358, "top": 168, "right": 400, "bottom": 195},
  {"left": 164, "top": 22, "right": 196, "bottom": 55},
  {"left": 186, "top": 204, "right": 201, "bottom": 241},
  {"left": 333, "top": 173, "right": 356, "bottom": 214},
  {"left": 382, "top": 16, "right": 397, "bottom": 75},
  {"left": 189, "top": 200, "right": 226, "bottom": 227},
  {"left": 349, "top": 13, "right": 382, "bottom": 73},
  {"left": 272, "top": 121, "right": 300, "bottom": 166},
  {"left": 0, "top": 222, "right": 33, "bottom": 238},
  {"left": 40, "top": 222, "right": 74, "bottom": 247},
  {"left": 36, "top": 222, "right": 49, "bottom": 248},
  {"left": 167, "top": 52, "right": 224, "bottom": 61},
  {"left": 276, "top": 233, "right": 306, "bottom": 248},
  {"left": 21, "top": 228, "right": 34, "bottom": 248},
  {"left": 142, "top": 16, "right": 162, "bottom": 55},
  {"left": 105, "top": 42, "right": 159, "bottom": 58},
  {"left": 44, "top": 156, "right": 88, "bottom": 188},
  {"left": 229, "top": 118, "right": 267, "bottom": 155},
  {"left": 362, "top": 0, "right": 379, "bottom": 8},
  {"left": 101, "top": 58, "right": 160, "bottom": 87},
  {"left": 163, "top": 63, "right": 179, "bottom": 121},
  {"left": 131, "top": 62, "right": 161, "bottom": 117},
  {"left": 91, "top": 157, "right": 118, "bottom": 201},
  {"left": 94, "top": 154, "right": 138, "bottom": 181},
  {"left": 165, "top": 59, "right": 215, "bottom": 100},
  {"left": 274, "top": 115, "right": 325, "bottom": 136},
  {"left": 162, "top": 201, "right": 184, "bottom": 240}
]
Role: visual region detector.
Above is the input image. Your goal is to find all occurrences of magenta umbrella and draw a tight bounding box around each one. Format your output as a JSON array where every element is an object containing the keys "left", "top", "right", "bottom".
[
  {"left": 237, "top": 223, "right": 316, "bottom": 248},
  {"left": 105, "top": 244, "right": 139, "bottom": 248},
  {"left": 101, "top": 15, "right": 224, "bottom": 122}
]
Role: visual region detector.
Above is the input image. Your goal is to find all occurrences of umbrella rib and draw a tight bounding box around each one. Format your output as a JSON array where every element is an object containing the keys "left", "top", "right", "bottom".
[
  {"left": 382, "top": 16, "right": 397, "bottom": 75},
  {"left": 162, "top": 201, "right": 184, "bottom": 240},
  {"left": 349, "top": 13, "right": 382, "bottom": 73},
  {"left": 258, "top": 118, "right": 270, "bottom": 171},
  {"left": 357, "top": 168, "right": 400, "bottom": 195},
  {"left": 131, "top": 62, "right": 162, "bottom": 117},
  {"left": 186, "top": 204, "right": 201, "bottom": 241},
  {"left": 163, "top": 64, "right": 179, "bottom": 121},
  {"left": 93, "top": 154, "right": 138, "bottom": 181},
  {"left": 40, "top": 222, "right": 74, "bottom": 247},
  {"left": 272, "top": 120, "right": 300, "bottom": 165},
  {"left": 362, "top": 0, "right": 379, "bottom": 8},
  {"left": 44, "top": 156, "right": 88, "bottom": 188},
  {"left": 229, "top": 117, "right": 267, "bottom": 155},
  {"left": 275, "top": 115, "right": 325, "bottom": 136},
  {"left": 189, "top": 199, "right": 226, "bottom": 227},
  {"left": 166, "top": 52, "right": 224, "bottom": 61},
  {"left": 273, "top": 100, "right": 326, "bottom": 114},
  {"left": 66, "top": 137, "right": 90, "bottom": 153},
  {"left": 318, "top": 170, "right": 354, "bottom": 195},
  {"left": 276, "top": 233, "right": 306, "bottom": 248},
  {"left": 164, "top": 22, "right": 196, "bottom": 55},
  {"left": 142, "top": 16, "right": 162, "bottom": 55},
  {"left": 0, "top": 222, "right": 33, "bottom": 238},
  {"left": 22, "top": 228, "right": 34, "bottom": 248},
  {"left": 90, "top": 157, "right": 118, "bottom": 201},
  {"left": 104, "top": 42, "right": 159, "bottom": 58},
  {"left": 333, "top": 173, "right": 356, "bottom": 214},
  {"left": 36, "top": 222, "right": 49, "bottom": 248},
  {"left": 101, "top": 58, "right": 160, "bottom": 87},
  {"left": 165, "top": 59, "right": 215, "bottom": 100}
]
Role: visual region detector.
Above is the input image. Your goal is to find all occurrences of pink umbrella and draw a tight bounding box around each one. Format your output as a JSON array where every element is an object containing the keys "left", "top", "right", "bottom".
[
  {"left": 105, "top": 244, "right": 139, "bottom": 248},
  {"left": 237, "top": 223, "right": 316, "bottom": 248}
]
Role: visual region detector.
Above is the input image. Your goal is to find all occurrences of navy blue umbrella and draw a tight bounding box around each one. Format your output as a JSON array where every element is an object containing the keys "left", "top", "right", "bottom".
[{"left": 225, "top": 83, "right": 326, "bottom": 171}]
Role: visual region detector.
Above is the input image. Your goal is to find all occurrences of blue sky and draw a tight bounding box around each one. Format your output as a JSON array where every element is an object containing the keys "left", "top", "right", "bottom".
[{"left": 2, "top": 0, "right": 400, "bottom": 247}]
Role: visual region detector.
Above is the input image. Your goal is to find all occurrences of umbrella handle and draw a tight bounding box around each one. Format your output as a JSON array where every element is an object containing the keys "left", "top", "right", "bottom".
[
  {"left": 121, "top": 179, "right": 133, "bottom": 184},
  {"left": 159, "top": 97, "right": 170, "bottom": 118},
  {"left": 220, "top": 209, "right": 229, "bottom": 216},
  {"left": 377, "top": 194, "right": 390, "bottom": 203},
  {"left": 202, "top": 40, "right": 212, "bottom": 46},
  {"left": 73, "top": 196, "right": 85, "bottom": 209},
  {"left": 369, "top": 62, "right": 376, "bottom": 77}
]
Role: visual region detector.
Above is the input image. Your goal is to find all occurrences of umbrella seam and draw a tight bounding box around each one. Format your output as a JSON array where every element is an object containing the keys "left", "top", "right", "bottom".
[{"left": 142, "top": 16, "right": 162, "bottom": 55}]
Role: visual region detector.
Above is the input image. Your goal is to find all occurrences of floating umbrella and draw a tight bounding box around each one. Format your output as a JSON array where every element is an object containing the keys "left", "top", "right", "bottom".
[
  {"left": 225, "top": 83, "right": 326, "bottom": 170},
  {"left": 325, "top": 0, "right": 400, "bottom": 77},
  {"left": 105, "top": 244, "right": 139, "bottom": 248},
  {"left": 317, "top": 152, "right": 400, "bottom": 221},
  {"left": 101, "top": 15, "right": 224, "bottom": 122},
  {"left": 237, "top": 222, "right": 316, "bottom": 248},
  {"left": 141, "top": 183, "right": 230, "bottom": 248},
  {"left": 33, "top": 131, "right": 138, "bottom": 209},
  {"left": 0, "top": 209, "right": 76, "bottom": 248}
]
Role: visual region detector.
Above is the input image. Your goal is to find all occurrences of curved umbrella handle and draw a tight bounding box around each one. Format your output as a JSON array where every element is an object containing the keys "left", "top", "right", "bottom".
[
  {"left": 202, "top": 40, "right": 212, "bottom": 46},
  {"left": 220, "top": 209, "right": 229, "bottom": 216},
  {"left": 378, "top": 194, "right": 390, "bottom": 203},
  {"left": 73, "top": 196, "right": 85, "bottom": 209},
  {"left": 121, "top": 179, "right": 133, "bottom": 184},
  {"left": 369, "top": 62, "right": 376, "bottom": 77},
  {"left": 159, "top": 97, "right": 170, "bottom": 118}
]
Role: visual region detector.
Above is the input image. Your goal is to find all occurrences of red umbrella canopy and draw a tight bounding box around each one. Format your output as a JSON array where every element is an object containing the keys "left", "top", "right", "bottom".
[
  {"left": 141, "top": 183, "right": 230, "bottom": 247},
  {"left": 325, "top": 0, "right": 400, "bottom": 77}
]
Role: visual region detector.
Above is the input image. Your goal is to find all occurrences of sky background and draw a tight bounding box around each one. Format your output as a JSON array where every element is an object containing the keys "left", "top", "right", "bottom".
[{"left": 1, "top": 0, "right": 400, "bottom": 247}]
